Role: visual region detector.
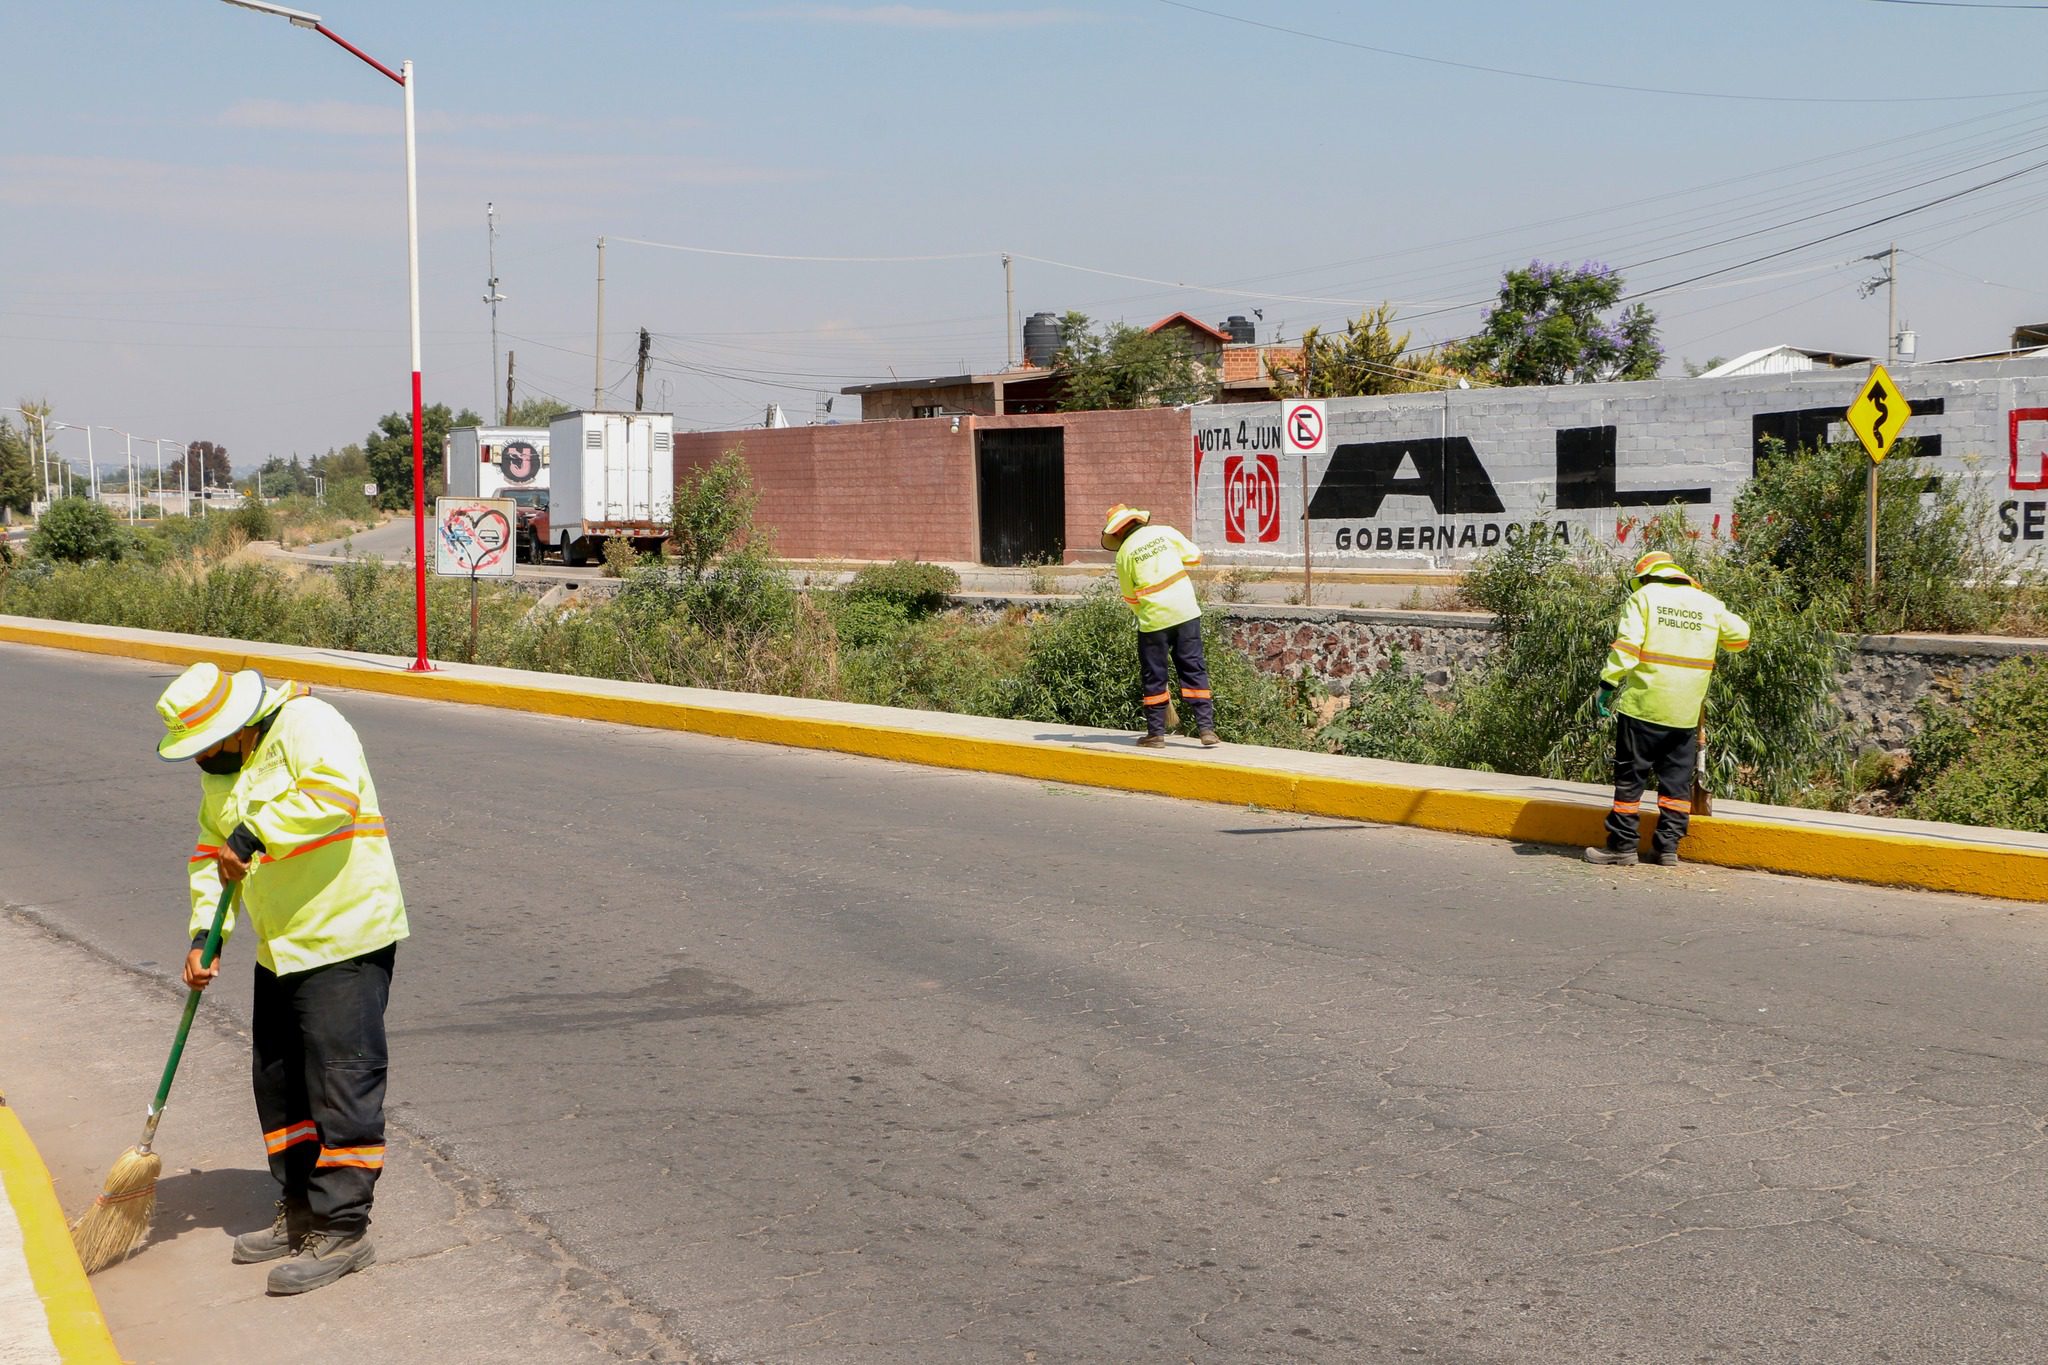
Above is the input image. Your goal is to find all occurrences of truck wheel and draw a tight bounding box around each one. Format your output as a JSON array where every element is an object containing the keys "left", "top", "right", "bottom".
[{"left": 563, "top": 533, "right": 587, "bottom": 568}]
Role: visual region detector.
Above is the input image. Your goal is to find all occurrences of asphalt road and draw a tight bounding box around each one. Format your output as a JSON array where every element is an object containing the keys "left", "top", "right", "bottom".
[{"left": 5, "top": 643, "right": 2045, "bottom": 1363}]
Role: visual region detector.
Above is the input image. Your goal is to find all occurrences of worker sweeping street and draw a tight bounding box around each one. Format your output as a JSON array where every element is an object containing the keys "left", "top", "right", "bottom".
[
  {"left": 1585, "top": 551, "right": 1750, "bottom": 868},
  {"left": 156, "top": 662, "right": 407, "bottom": 1294},
  {"left": 1102, "top": 503, "right": 1219, "bottom": 749}
]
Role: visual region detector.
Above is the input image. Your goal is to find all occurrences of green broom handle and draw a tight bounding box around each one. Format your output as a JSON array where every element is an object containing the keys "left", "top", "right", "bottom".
[{"left": 139, "top": 884, "right": 234, "bottom": 1148}]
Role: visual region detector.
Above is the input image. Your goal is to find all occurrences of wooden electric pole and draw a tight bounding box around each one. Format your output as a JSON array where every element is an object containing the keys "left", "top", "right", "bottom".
[
  {"left": 634, "top": 328, "right": 651, "bottom": 412},
  {"left": 505, "top": 350, "right": 516, "bottom": 423}
]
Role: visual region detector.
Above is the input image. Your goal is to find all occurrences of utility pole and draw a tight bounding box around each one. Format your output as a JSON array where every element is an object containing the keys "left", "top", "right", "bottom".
[
  {"left": 1003, "top": 252, "right": 1016, "bottom": 369},
  {"left": 634, "top": 327, "right": 651, "bottom": 412},
  {"left": 485, "top": 202, "right": 505, "bottom": 423},
  {"left": 505, "top": 349, "right": 516, "bottom": 422},
  {"left": 593, "top": 236, "right": 607, "bottom": 411}
]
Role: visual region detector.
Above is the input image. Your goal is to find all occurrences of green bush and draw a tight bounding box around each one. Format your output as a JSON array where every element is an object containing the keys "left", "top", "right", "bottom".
[
  {"left": 842, "top": 560, "right": 961, "bottom": 617},
  {"left": 1318, "top": 649, "right": 1438, "bottom": 764},
  {"left": 998, "top": 592, "right": 1312, "bottom": 747},
  {"left": 227, "top": 501, "right": 278, "bottom": 545},
  {"left": 29, "top": 498, "right": 127, "bottom": 563},
  {"left": 1733, "top": 436, "right": 2006, "bottom": 634},
  {"left": 839, "top": 614, "right": 1018, "bottom": 715},
  {"left": 832, "top": 593, "right": 911, "bottom": 650},
  {"left": 1902, "top": 657, "right": 2048, "bottom": 831}
]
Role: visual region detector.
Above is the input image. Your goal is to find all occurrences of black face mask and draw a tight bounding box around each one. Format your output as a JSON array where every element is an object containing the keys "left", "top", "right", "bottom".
[{"left": 196, "top": 748, "right": 247, "bottom": 776}]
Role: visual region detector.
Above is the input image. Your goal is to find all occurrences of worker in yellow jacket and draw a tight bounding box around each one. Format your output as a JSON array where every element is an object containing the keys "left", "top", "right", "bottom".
[
  {"left": 1103, "top": 503, "right": 1219, "bottom": 749},
  {"left": 1585, "top": 551, "right": 1750, "bottom": 868},
  {"left": 155, "top": 662, "right": 407, "bottom": 1294}
]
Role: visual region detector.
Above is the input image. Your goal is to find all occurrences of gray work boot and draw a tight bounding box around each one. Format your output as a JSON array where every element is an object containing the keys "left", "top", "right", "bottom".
[
  {"left": 231, "top": 1200, "right": 307, "bottom": 1265},
  {"left": 1583, "top": 846, "right": 1639, "bottom": 867},
  {"left": 1199, "top": 730, "right": 1220, "bottom": 748},
  {"left": 1649, "top": 851, "right": 1681, "bottom": 867},
  {"left": 266, "top": 1227, "right": 376, "bottom": 1295},
  {"left": 1136, "top": 734, "right": 1167, "bottom": 749}
]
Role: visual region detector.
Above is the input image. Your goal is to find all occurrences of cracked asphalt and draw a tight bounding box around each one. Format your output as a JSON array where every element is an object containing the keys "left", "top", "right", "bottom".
[{"left": 4, "top": 643, "right": 2045, "bottom": 1363}]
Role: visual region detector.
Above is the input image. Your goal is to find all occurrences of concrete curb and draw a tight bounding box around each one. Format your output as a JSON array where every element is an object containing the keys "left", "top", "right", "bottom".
[
  {"left": 4, "top": 615, "right": 2047, "bottom": 904},
  {"left": 0, "top": 1093, "right": 124, "bottom": 1364}
]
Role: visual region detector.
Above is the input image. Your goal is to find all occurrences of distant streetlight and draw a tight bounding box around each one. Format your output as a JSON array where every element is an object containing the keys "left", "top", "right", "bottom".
[
  {"left": 49, "top": 422, "right": 96, "bottom": 503},
  {"left": 219, "top": 0, "right": 429, "bottom": 671},
  {"left": 102, "top": 427, "right": 138, "bottom": 522}
]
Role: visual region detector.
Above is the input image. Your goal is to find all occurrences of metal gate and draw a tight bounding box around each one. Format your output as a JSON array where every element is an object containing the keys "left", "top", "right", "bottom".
[{"left": 976, "top": 428, "right": 1064, "bottom": 566}]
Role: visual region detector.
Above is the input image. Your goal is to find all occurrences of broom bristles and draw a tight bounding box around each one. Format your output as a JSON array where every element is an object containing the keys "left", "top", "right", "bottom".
[{"left": 70, "top": 1147, "right": 160, "bottom": 1274}]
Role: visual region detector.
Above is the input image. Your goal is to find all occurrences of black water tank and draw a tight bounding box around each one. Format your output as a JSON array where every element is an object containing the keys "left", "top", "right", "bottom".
[
  {"left": 1221, "top": 315, "right": 1255, "bottom": 344},
  {"left": 1023, "top": 311, "right": 1062, "bottom": 367}
]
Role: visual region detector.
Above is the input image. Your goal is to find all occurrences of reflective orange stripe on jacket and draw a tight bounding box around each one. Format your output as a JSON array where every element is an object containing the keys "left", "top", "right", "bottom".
[
  {"left": 1121, "top": 569, "right": 1191, "bottom": 605},
  {"left": 255, "top": 819, "right": 388, "bottom": 865}
]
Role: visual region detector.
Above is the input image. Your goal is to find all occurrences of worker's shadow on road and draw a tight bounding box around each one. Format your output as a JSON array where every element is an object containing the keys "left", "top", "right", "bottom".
[{"left": 147, "top": 1166, "right": 278, "bottom": 1243}]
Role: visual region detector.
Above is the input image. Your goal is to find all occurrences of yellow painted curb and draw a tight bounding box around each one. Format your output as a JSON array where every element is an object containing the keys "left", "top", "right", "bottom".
[
  {"left": 0, "top": 1097, "right": 124, "bottom": 1364},
  {"left": 4, "top": 617, "right": 2046, "bottom": 904}
]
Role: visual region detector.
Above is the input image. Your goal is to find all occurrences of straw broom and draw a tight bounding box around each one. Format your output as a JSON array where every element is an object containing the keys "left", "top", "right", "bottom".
[{"left": 72, "top": 885, "right": 233, "bottom": 1273}]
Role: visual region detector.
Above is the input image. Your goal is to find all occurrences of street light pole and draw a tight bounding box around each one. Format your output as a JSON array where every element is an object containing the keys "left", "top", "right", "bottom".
[{"left": 220, "top": 0, "right": 429, "bottom": 671}]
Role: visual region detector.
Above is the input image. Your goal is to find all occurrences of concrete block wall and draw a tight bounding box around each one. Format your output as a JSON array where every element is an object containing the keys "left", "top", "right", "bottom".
[{"left": 1194, "top": 358, "right": 2048, "bottom": 568}]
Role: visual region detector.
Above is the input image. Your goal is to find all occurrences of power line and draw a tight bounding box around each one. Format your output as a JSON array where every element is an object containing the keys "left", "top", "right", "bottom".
[{"left": 1153, "top": 0, "right": 2048, "bottom": 103}]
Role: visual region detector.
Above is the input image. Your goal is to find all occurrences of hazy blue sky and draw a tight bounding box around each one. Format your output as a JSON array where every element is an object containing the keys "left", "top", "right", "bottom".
[{"left": 7, "top": 1, "right": 2048, "bottom": 467}]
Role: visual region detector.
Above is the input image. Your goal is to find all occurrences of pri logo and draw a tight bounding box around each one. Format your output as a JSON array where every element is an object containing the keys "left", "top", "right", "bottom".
[
  {"left": 1223, "top": 453, "right": 1281, "bottom": 543},
  {"left": 2012, "top": 408, "right": 2048, "bottom": 491}
]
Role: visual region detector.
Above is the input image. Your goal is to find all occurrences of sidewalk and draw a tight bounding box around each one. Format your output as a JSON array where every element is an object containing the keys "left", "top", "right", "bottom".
[
  {"left": 0, "top": 911, "right": 679, "bottom": 1364},
  {"left": 4, "top": 614, "right": 2045, "bottom": 904}
]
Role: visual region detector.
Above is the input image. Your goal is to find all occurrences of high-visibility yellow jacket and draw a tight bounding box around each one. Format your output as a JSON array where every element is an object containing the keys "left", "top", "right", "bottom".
[
  {"left": 187, "top": 683, "right": 408, "bottom": 976},
  {"left": 1599, "top": 571, "right": 1752, "bottom": 730},
  {"left": 1115, "top": 524, "right": 1203, "bottom": 633}
]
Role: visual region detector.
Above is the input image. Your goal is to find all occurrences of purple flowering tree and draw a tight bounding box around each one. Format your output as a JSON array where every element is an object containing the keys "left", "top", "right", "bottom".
[{"left": 1448, "top": 261, "right": 1663, "bottom": 385}]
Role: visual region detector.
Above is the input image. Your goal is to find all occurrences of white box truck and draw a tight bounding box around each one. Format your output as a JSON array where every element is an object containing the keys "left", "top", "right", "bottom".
[
  {"left": 447, "top": 426, "right": 551, "bottom": 561},
  {"left": 542, "top": 411, "right": 674, "bottom": 566}
]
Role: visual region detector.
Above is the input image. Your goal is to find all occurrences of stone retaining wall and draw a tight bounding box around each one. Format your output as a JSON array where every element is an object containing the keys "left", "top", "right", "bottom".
[{"left": 1213, "top": 604, "right": 2047, "bottom": 749}]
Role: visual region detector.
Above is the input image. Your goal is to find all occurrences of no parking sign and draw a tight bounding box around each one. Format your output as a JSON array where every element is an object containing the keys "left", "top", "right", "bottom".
[{"left": 1284, "top": 400, "right": 1327, "bottom": 456}]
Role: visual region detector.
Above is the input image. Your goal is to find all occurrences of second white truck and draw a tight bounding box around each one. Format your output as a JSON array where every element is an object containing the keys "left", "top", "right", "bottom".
[{"left": 542, "top": 411, "right": 674, "bottom": 566}]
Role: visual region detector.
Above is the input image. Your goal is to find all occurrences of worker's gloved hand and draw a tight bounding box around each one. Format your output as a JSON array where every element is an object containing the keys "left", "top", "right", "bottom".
[{"left": 1593, "top": 684, "right": 1616, "bottom": 719}]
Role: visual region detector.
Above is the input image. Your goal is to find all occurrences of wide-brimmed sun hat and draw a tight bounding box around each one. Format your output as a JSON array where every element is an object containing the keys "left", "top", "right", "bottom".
[
  {"left": 155, "top": 662, "right": 266, "bottom": 761},
  {"left": 1630, "top": 550, "right": 1691, "bottom": 585},
  {"left": 1101, "top": 503, "right": 1150, "bottom": 552}
]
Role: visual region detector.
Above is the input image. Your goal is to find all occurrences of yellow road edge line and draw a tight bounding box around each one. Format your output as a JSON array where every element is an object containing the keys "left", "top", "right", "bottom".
[
  {"left": 5, "top": 617, "right": 2046, "bottom": 904},
  {"left": 0, "top": 1102, "right": 124, "bottom": 1365}
]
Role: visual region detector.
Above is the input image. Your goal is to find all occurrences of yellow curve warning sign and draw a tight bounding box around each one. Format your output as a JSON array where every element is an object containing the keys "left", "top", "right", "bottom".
[{"left": 1846, "top": 364, "right": 1910, "bottom": 463}]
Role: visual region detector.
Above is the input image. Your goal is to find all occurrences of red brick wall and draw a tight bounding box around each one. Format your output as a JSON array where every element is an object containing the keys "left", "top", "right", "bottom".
[{"left": 675, "top": 407, "right": 1193, "bottom": 564}]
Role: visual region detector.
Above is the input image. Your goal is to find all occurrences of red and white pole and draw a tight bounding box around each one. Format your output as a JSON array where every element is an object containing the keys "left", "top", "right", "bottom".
[{"left": 401, "top": 57, "right": 429, "bottom": 671}]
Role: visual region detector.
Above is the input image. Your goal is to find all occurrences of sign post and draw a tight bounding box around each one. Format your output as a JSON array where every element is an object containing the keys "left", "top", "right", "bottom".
[
  {"left": 434, "top": 496, "right": 516, "bottom": 662},
  {"left": 1283, "top": 399, "right": 1327, "bottom": 605},
  {"left": 1844, "top": 364, "right": 1910, "bottom": 592}
]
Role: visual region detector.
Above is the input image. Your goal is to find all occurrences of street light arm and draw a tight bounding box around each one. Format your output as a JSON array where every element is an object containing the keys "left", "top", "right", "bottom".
[{"left": 313, "top": 24, "right": 405, "bottom": 87}]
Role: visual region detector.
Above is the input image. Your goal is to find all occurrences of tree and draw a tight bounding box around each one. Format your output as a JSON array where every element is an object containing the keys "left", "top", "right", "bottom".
[
  {"left": 1054, "top": 312, "right": 1218, "bottom": 411},
  {"left": 29, "top": 496, "right": 126, "bottom": 563},
  {"left": 361, "top": 404, "right": 482, "bottom": 509},
  {"left": 504, "top": 396, "right": 573, "bottom": 426},
  {"left": 183, "top": 441, "right": 234, "bottom": 491},
  {"left": 0, "top": 418, "right": 34, "bottom": 513},
  {"left": 1271, "top": 305, "right": 1470, "bottom": 398},
  {"left": 1446, "top": 261, "right": 1663, "bottom": 386}
]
